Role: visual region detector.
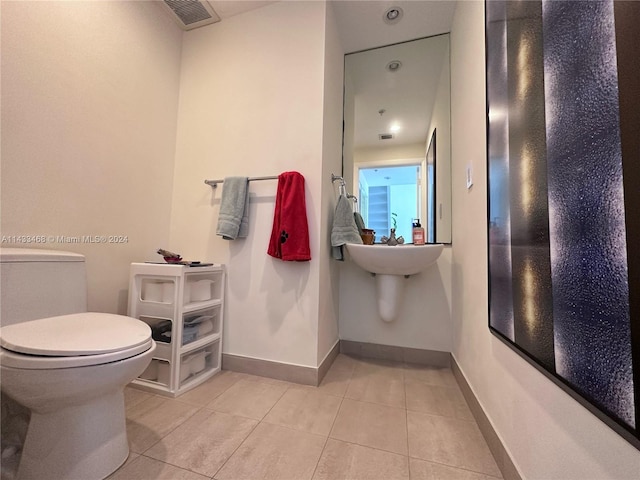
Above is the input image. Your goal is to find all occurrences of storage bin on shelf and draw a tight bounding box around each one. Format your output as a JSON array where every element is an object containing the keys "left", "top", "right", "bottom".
[
  {"left": 179, "top": 341, "right": 220, "bottom": 387},
  {"left": 182, "top": 304, "right": 221, "bottom": 346},
  {"left": 127, "top": 262, "right": 225, "bottom": 397}
]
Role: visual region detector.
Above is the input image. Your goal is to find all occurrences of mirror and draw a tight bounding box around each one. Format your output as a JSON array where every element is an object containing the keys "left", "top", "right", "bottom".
[{"left": 342, "top": 34, "right": 451, "bottom": 244}]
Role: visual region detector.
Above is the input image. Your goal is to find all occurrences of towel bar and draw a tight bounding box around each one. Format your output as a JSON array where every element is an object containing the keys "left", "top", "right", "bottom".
[{"left": 204, "top": 176, "right": 278, "bottom": 188}]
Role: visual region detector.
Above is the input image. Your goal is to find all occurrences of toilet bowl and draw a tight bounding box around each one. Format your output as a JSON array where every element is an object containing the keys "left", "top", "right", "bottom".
[{"left": 0, "top": 312, "right": 155, "bottom": 480}]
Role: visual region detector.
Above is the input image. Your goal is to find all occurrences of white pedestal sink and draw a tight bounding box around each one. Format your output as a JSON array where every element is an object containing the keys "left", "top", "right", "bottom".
[{"left": 345, "top": 243, "right": 444, "bottom": 322}]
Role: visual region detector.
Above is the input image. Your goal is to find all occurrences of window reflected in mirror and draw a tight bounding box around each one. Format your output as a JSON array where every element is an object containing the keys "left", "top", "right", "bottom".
[{"left": 357, "top": 164, "right": 421, "bottom": 241}]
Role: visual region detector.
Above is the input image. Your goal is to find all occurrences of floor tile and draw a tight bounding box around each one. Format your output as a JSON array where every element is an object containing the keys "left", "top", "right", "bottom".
[
  {"left": 352, "top": 357, "right": 406, "bottom": 378},
  {"left": 176, "top": 370, "right": 244, "bottom": 406},
  {"left": 107, "top": 455, "right": 209, "bottom": 480},
  {"left": 214, "top": 422, "right": 325, "bottom": 480},
  {"left": 241, "top": 373, "right": 296, "bottom": 387},
  {"left": 330, "top": 353, "right": 360, "bottom": 371},
  {"left": 405, "top": 380, "right": 474, "bottom": 421},
  {"left": 330, "top": 398, "right": 408, "bottom": 455},
  {"left": 317, "top": 355, "right": 357, "bottom": 397},
  {"left": 403, "top": 364, "right": 458, "bottom": 388},
  {"left": 124, "top": 386, "right": 155, "bottom": 412},
  {"left": 126, "top": 396, "right": 200, "bottom": 453},
  {"left": 145, "top": 409, "right": 257, "bottom": 477},
  {"left": 345, "top": 367, "right": 406, "bottom": 408},
  {"left": 312, "top": 438, "right": 409, "bottom": 480},
  {"left": 407, "top": 411, "right": 501, "bottom": 477},
  {"left": 263, "top": 386, "right": 342, "bottom": 436},
  {"left": 409, "top": 458, "right": 501, "bottom": 479},
  {"left": 206, "top": 378, "right": 288, "bottom": 420},
  {"left": 110, "top": 357, "right": 506, "bottom": 480},
  {"left": 105, "top": 453, "right": 139, "bottom": 479}
]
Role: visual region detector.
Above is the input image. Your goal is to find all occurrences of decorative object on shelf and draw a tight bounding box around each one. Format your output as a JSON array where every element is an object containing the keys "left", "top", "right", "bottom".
[
  {"left": 360, "top": 228, "right": 375, "bottom": 245},
  {"left": 157, "top": 248, "right": 182, "bottom": 263}
]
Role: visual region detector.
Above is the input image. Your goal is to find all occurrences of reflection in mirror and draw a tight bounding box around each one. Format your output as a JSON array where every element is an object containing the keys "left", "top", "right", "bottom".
[
  {"left": 426, "top": 129, "right": 436, "bottom": 243},
  {"left": 358, "top": 164, "right": 420, "bottom": 241},
  {"left": 343, "top": 34, "right": 451, "bottom": 244}
]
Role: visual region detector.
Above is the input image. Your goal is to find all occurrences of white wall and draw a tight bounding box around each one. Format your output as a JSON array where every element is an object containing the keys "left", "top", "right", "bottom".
[
  {"left": 1, "top": 1, "right": 182, "bottom": 314},
  {"left": 449, "top": 2, "right": 640, "bottom": 479},
  {"left": 317, "top": 1, "right": 344, "bottom": 364},
  {"left": 353, "top": 143, "right": 425, "bottom": 166},
  {"left": 169, "top": 1, "right": 337, "bottom": 368}
]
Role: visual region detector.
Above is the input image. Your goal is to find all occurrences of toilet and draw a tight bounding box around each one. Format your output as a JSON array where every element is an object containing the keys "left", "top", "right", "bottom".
[{"left": 0, "top": 248, "right": 155, "bottom": 480}]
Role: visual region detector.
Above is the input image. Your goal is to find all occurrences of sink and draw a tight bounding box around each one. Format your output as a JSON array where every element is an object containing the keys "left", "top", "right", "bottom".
[
  {"left": 345, "top": 243, "right": 444, "bottom": 322},
  {"left": 345, "top": 244, "right": 444, "bottom": 276}
]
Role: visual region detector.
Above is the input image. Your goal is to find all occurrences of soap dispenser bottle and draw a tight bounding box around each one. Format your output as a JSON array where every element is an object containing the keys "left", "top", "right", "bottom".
[{"left": 412, "top": 219, "right": 425, "bottom": 245}]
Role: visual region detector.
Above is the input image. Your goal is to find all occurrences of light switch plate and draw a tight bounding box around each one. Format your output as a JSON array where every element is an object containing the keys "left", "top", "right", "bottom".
[{"left": 466, "top": 165, "right": 473, "bottom": 189}]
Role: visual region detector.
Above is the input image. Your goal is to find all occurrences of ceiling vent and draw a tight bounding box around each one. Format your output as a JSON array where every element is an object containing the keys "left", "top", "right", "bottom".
[
  {"left": 379, "top": 133, "right": 394, "bottom": 140},
  {"left": 162, "top": 0, "right": 221, "bottom": 31}
]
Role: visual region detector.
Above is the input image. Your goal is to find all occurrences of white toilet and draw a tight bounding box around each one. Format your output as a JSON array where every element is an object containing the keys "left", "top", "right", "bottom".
[{"left": 0, "top": 248, "right": 155, "bottom": 480}]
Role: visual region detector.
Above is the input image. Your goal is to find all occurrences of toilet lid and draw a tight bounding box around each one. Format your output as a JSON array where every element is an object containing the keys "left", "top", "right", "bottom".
[{"left": 0, "top": 313, "right": 151, "bottom": 356}]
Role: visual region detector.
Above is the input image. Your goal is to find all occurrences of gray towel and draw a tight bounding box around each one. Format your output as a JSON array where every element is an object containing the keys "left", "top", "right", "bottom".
[
  {"left": 331, "top": 195, "right": 363, "bottom": 260},
  {"left": 354, "top": 212, "right": 365, "bottom": 234},
  {"left": 216, "top": 177, "right": 250, "bottom": 240}
]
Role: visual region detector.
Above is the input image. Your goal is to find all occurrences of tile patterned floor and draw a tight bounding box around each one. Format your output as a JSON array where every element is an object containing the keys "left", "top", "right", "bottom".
[{"left": 109, "top": 355, "right": 503, "bottom": 480}]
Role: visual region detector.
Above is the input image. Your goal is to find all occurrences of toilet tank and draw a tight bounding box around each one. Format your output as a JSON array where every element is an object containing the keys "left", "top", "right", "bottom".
[{"left": 0, "top": 248, "right": 87, "bottom": 327}]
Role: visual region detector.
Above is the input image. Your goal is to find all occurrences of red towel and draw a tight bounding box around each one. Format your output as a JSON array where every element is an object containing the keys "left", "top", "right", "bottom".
[{"left": 267, "top": 171, "right": 311, "bottom": 261}]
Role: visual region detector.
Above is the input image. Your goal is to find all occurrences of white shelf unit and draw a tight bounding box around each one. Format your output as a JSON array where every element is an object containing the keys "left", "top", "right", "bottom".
[{"left": 128, "top": 262, "right": 225, "bottom": 397}]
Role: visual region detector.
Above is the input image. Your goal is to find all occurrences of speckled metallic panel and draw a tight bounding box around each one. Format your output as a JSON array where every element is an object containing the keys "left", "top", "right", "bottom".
[
  {"left": 487, "top": 0, "right": 515, "bottom": 341},
  {"left": 542, "top": 0, "right": 634, "bottom": 429},
  {"left": 486, "top": 0, "right": 639, "bottom": 447},
  {"left": 506, "top": 0, "right": 555, "bottom": 370}
]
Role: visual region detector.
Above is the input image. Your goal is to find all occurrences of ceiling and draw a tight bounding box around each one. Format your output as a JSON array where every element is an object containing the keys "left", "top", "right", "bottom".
[
  {"left": 346, "top": 34, "right": 449, "bottom": 149},
  {"left": 206, "top": 1, "right": 277, "bottom": 20},
  {"left": 200, "top": 1, "right": 457, "bottom": 54},
  {"left": 331, "top": 0, "right": 456, "bottom": 54}
]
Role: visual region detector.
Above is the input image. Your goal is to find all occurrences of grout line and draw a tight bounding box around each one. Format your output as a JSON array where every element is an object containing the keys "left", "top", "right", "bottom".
[
  {"left": 310, "top": 384, "right": 347, "bottom": 479},
  {"left": 403, "top": 363, "right": 410, "bottom": 463},
  {"left": 128, "top": 397, "right": 204, "bottom": 456},
  {"left": 209, "top": 414, "right": 261, "bottom": 479},
  {"left": 210, "top": 378, "right": 293, "bottom": 478},
  {"left": 139, "top": 452, "right": 209, "bottom": 479},
  {"left": 310, "top": 354, "right": 353, "bottom": 479},
  {"left": 408, "top": 455, "right": 504, "bottom": 479}
]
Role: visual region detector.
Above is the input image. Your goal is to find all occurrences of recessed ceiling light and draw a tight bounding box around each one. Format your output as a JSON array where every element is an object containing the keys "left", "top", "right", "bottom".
[
  {"left": 389, "top": 123, "right": 401, "bottom": 133},
  {"left": 386, "top": 60, "right": 402, "bottom": 72},
  {"left": 383, "top": 7, "right": 404, "bottom": 25}
]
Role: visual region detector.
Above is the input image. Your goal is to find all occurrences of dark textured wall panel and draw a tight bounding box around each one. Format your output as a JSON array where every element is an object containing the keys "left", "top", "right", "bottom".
[
  {"left": 505, "top": 0, "right": 555, "bottom": 370},
  {"left": 487, "top": 0, "right": 639, "bottom": 447},
  {"left": 542, "top": 0, "right": 634, "bottom": 429},
  {"left": 613, "top": 0, "right": 640, "bottom": 434},
  {"left": 487, "top": 0, "right": 515, "bottom": 341}
]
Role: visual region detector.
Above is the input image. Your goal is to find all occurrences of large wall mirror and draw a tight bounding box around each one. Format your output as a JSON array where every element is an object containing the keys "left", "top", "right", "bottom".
[{"left": 342, "top": 34, "right": 451, "bottom": 244}]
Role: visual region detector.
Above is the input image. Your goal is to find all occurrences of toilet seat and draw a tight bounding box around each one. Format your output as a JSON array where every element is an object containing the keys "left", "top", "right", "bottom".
[{"left": 0, "top": 312, "right": 152, "bottom": 369}]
